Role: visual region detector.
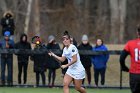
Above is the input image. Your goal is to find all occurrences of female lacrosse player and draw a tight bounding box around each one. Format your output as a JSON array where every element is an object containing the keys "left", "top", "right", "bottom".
[{"left": 49, "top": 31, "right": 86, "bottom": 93}]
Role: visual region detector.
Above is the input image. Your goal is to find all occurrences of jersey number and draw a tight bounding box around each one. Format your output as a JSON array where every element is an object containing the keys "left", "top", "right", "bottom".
[{"left": 135, "top": 48, "right": 140, "bottom": 62}]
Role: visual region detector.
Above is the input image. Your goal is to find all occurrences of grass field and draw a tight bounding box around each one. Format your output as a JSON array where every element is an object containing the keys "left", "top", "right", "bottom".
[{"left": 0, "top": 87, "right": 131, "bottom": 93}]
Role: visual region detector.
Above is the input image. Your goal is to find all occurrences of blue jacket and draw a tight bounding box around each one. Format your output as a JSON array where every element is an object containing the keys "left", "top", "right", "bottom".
[
  {"left": 92, "top": 45, "right": 109, "bottom": 69},
  {"left": 0, "top": 38, "right": 14, "bottom": 58}
]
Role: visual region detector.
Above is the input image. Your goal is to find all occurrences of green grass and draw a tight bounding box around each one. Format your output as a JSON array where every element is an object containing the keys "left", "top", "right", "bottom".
[{"left": 0, "top": 87, "right": 131, "bottom": 93}]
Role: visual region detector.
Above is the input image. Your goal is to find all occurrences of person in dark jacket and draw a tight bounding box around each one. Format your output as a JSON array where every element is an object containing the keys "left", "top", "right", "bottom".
[
  {"left": 0, "top": 11, "right": 15, "bottom": 40},
  {"left": 46, "top": 35, "right": 60, "bottom": 87},
  {"left": 0, "top": 31, "right": 14, "bottom": 86},
  {"left": 31, "top": 38, "right": 47, "bottom": 87},
  {"left": 92, "top": 38, "right": 109, "bottom": 87},
  {"left": 15, "top": 33, "right": 31, "bottom": 84},
  {"left": 70, "top": 37, "right": 77, "bottom": 47},
  {"left": 78, "top": 34, "right": 92, "bottom": 86}
]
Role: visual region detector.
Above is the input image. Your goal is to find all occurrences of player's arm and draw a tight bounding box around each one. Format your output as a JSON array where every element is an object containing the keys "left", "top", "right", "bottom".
[
  {"left": 119, "top": 50, "right": 129, "bottom": 72},
  {"left": 61, "top": 54, "right": 77, "bottom": 69},
  {"left": 49, "top": 51, "right": 66, "bottom": 62}
]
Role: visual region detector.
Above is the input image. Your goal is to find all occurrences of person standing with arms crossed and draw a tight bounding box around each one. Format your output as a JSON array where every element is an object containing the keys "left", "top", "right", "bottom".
[
  {"left": 49, "top": 31, "right": 86, "bottom": 93},
  {"left": 120, "top": 26, "right": 140, "bottom": 93}
]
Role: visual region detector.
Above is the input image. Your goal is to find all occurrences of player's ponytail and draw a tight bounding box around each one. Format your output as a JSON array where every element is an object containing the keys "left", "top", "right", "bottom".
[{"left": 63, "top": 30, "right": 70, "bottom": 39}]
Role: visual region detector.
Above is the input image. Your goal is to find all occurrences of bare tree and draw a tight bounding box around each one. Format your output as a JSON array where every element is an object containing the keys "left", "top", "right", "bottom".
[
  {"left": 0, "top": 0, "right": 7, "bottom": 11},
  {"left": 0, "top": 0, "right": 139, "bottom": 44},
  {"left": 119, "top": 0, "right": 127, "bottom": 43},
  {"left": 109, "top": 0, "right": 120, "bottom": 43},
  {"left": 33, "top": 0, "right": 40, "bottom": 36},
  {"left": 24, "top": 0, "right": 33, "bottom": 34},
  {"left": 109, "top": 0, "right": 127, "bottom": 43}
]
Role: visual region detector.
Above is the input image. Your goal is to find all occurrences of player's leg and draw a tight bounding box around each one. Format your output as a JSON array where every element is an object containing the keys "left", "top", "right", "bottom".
[
  {"left": 73, "top": 79, "right": 86, "bottom": 93},
  {"left": 63, "top": 74, "right": 73, "bottom": 93},
  {"left": 130, "top": 73, "right": 140, "bottom": 93}
]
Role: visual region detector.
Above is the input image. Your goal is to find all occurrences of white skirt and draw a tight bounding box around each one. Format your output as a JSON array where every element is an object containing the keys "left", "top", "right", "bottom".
[{"left": 66, "top": 68, "right": 85, "bottom": 79}]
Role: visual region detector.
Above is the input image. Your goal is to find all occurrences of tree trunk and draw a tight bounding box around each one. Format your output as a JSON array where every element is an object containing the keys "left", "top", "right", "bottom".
[
  {"left": 0, "top": 0, "right": 7, "bottom": 11},
  {"left": 24, "top": 0, "right": 33, "bottom": 34},
  {"left": 84, "top": 0, "right": 90, "bottom": 35},
  {"left": 34, "top": 0, "right": 40, "bottom": 36},
  {"left": 109, "top": 0, "right": 120, "bottom": 43},
  {"left": 119, "top": 0, "right": 127, "bottom": 43}
]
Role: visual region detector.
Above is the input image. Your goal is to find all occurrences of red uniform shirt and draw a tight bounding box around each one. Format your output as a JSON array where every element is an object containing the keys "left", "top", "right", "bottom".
[{"left": 124, "top": 39, "right": 140, "bottom": 74}]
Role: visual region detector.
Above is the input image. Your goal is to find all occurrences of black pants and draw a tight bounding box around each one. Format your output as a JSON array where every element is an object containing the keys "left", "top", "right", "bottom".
[
  {"left": 94, "top": 68, "right": 106, "bottom": 86},
  {"left": 18, "top": 62, "right": 28, "bottom": 84},
  {"left": 82, "top": 67, "right": 91, "bottom": 85},
  {"left": 36, "top": 72, "right": 46, "bottom": 86},
  {"left": 130, "top": 73, "right": 140, "bottom": 93},
  {"left": 62, "top": 68, "right": 68, "bottom": 76},
  {"left": 48, "top": 68, "right": 56, "bottom": 86}
]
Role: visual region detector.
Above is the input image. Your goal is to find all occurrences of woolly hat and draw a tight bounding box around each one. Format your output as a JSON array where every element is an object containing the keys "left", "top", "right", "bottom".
[
  {"left": 82, "top": 34, "right": 88, "bottom": 41},
  {"left": 48, "top": 35, "right": 55, "bottom": 42},
  {"left": 4, "top": 31, "right": 10, "bottom": 37}
]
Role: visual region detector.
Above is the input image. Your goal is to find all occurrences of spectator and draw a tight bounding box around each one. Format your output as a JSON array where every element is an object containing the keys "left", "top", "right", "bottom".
[
  {"left": 78, "top": 34, "right": 92, "bottom": 86},
  {"left": 92, "top": 38, "right": 109, "bottom": 87},
  {"left": 46, "top": 35, "right": 60, "bottom": 87},
  {"left": 0, "top": 11, "right": 15, "bottom": 40},
  {"left": 0, "top": 31, "right": 14, "bottom": 86},
  {"left": 15, "top": 33, "right": 31, "bottom": 85},
  {"left": 31, "top": 37, "right": 47, "bottom": 87},
  {"left": 120, "top": 26, "right": 140, "bottom": 93},
  {"left": 70, "top": 37, "right": 77, "bottom": 47}
]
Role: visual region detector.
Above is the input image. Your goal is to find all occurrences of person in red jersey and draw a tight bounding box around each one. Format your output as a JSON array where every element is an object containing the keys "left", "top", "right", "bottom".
[{"left": 120, "top": 26, "right": 140, "bottom": 93}]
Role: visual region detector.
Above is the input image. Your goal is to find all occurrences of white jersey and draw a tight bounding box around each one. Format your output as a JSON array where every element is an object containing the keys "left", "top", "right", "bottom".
[{"left": 62, "top": 44, "right": 85, "bottom": 79}]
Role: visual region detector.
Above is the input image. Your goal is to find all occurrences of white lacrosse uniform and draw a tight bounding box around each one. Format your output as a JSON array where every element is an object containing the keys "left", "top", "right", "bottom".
[{"left": 62, "top": 44, "right": 85, "bottom": 79}]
